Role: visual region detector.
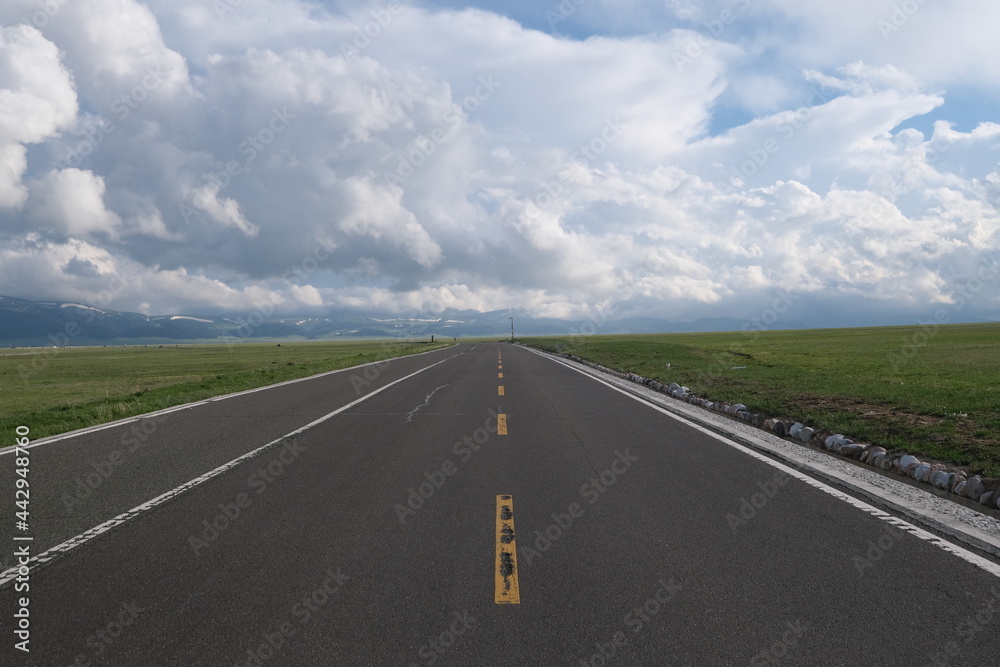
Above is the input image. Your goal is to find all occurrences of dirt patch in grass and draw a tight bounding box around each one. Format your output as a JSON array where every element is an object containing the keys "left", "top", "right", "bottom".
[
  {"left": 786, "top": 394, "right": 945, "bottom": 428},
  {"left": 773, "top": 393, "right": 1000, "bottom": 475}
]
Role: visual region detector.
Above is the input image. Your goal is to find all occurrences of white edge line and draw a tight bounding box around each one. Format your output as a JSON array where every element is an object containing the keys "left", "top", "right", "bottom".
[
  {"left": 526, "top": 346, "right": 1000, "bottom": 580},
  {"left": 0, "top": 343, "right": 457, "bottom": 455},
  {"left": 0, "top": 353, "right": 458, "bottom": 587},
  {"left": 534, "top": 348, "right": 1000, "bottom": 558}
]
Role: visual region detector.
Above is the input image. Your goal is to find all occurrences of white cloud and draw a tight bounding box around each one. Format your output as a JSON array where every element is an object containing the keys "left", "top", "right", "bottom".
[
  {"left": 0, "top": 24, "right": 77, "bottom": 208},
  {"left": 28, "top": 168, "right": 122, "bottom": 236},
  {"left": 0, "top": 0, "right": 998, "bottom": 326},
  {"left": 340, "top": 177, "right": 443, "bottom": 269},
  {"left": 182, "top": 182, "right": 259, "bottom": 237},
  {"left": 4, "top": 0, "right": 196, "bottom": 105}
]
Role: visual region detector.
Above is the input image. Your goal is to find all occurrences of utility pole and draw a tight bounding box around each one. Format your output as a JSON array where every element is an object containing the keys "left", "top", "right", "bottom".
[{"left": 508, "top": 316, "right": 514, "bottom": 343}]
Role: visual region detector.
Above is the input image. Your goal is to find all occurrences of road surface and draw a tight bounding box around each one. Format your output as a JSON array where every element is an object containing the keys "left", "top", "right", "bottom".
[{"left": 2, "top": 343, "right": 999, "bottom": 665}]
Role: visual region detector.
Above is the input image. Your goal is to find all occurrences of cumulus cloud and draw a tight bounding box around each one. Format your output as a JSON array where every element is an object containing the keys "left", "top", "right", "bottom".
[
  {"left": 0, "top": 0, "right": 997, "bottom": 325},
  {"left": 0, "top": 24, "right": 77, "bottom": 208},
  {"left": 27, "top": 168, "right": 122, "bottom": 236}
]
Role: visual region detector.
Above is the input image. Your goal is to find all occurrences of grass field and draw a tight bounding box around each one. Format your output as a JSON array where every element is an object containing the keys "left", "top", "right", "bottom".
[
  {"left": 0, "top": 340, "right": 451, "bottom": 444},
  {"left": 521, "top": 323, "right": 1000, "bottom": 477}
]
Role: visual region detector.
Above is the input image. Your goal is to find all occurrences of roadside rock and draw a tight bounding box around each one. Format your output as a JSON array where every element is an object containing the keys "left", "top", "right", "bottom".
[
  {"left": 868, "top": 450, "right": 894, "bottom": 471},
  {"left": 931, "top": 470, "right": 954, "bottom": 491},
  {"left": 966, "top": 476, "right": 985, "bottom": 500},
  {"left": 898, "top": 454, "right": 920, "bottom": 475},
  {"left": 841, "top": 443, "right": 867, "bottom": 458},
  {"left": 555, "top": 347, "right": 994, "bottom": 515},
  {"left": 825, "top": 435, "right": 853, "bottom": 452},
  {"left": 950, "top": 474, "right": 966, "bottom": 493}
]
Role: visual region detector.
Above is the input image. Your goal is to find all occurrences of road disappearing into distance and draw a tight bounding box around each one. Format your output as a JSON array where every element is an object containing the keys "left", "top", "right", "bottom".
[{"left": 3, "top": 343, "right": 1000, "bottom": 665}]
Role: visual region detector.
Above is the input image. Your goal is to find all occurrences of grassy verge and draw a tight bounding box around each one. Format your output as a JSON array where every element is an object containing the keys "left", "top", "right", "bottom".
[
  {"left": 0, "top": 340, "right": 451, "bottom": 443},
  {"left": 520, "top": 323, "right": 1000, "bottom": 477}
]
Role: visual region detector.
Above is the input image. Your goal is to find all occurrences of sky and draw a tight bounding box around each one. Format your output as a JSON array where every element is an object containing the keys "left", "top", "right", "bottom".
[{"left": 1, "top": 0, "right": 999, "bottom": 327}]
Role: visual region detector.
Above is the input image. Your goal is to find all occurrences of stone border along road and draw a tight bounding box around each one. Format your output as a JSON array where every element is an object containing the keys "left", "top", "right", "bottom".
[{"left": 520, "top": 345, "right": 1000, "bottom": 563}]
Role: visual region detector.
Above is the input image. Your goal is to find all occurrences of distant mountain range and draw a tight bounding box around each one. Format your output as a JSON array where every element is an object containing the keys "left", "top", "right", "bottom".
[{"left": 0, "top": 295, "right": 808, "bottom": 346}]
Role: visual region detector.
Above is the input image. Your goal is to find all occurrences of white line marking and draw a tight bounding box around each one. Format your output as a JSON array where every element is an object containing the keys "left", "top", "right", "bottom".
[
  {"left": 0, "top": 344, "right": 457, "bottom": 455},
  {"left": 0, "top": 353, "right": 458, "bottom": 587},
  {"left": 526, "top": 347, "right": 1000, "bottom": 580}
]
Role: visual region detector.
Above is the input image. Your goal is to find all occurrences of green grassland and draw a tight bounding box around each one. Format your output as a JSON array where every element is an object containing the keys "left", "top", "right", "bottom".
[
  {"left": 0, "top": 340, "right": 451, "bottom": 444},
  {"left": 521, "top": 323, "right": 1000, "bottom": 477}
]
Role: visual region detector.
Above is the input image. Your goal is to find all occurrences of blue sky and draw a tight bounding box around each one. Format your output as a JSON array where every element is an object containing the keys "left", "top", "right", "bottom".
[{"left": 0, "top": 0, "right": 998, "bottom": 327}]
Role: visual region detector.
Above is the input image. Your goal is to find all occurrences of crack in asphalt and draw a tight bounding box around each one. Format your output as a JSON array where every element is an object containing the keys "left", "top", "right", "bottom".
[{"left": 404, "top": 384, "right": 450, "bottom": 422}]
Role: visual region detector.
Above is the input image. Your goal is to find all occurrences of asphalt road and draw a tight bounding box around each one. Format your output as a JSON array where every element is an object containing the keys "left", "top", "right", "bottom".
[{"left": 2, "top": 342, "right": 1000, "bottom": 665}]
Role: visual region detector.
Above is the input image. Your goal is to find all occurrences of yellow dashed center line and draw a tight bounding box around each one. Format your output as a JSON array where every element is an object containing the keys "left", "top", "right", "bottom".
[
  {"left": 498, "top": 372, "right": 503, "bottom": 379},
  {"left": 497, "top": 414, "right": 507, "bottom": 434},
  {"left": 495, "top": 495, "right": 520, "bottom": 604},
  {"left": 498, "top": 386, "right": 505, "bottom": 396}
]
